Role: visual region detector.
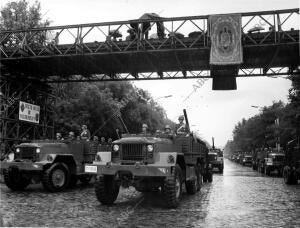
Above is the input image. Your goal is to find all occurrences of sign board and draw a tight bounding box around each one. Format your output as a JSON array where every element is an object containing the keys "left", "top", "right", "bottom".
[
  {"left": 19, "top": 101, "right": 40, "bottom": 124},
  {"left": 209, "top": 13, "right": 243, "bottom": 65}
]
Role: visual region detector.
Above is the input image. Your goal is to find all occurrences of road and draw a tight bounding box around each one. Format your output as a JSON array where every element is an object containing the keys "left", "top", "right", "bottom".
[{"left": 1, "top": 159, "right": 300, "bottom": 227}]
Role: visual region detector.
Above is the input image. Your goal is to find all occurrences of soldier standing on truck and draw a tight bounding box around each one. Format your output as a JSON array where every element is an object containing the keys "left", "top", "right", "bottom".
[
  {"left": 80, "top": 125, "right": 91, "bottom": 141},
  {"left": 175, "top": 115, "right": 187, "bottom": 134},
  {"left": 141, "top": 123, "right": 148, "bottom": 135},
  {"left": 68, "top": 132, "right": 75, "bottom": 141}
]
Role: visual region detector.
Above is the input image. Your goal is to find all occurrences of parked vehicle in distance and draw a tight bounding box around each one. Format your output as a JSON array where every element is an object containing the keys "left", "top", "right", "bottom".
[
  {"left": 283, "top": 138, "right": 300, "bottom": 184},
  {"left": 0, "top": 140, "right": 99, "bottom": 192},
  {"left": 264, "top": 152, "right": 285, "bottom": 176},
  {"left": 242, "top": 155, "right": 252, "bottom": 166}
]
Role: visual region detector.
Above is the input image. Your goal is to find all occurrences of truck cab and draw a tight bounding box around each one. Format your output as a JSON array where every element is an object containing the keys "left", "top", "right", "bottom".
[
  {"left": 208, "top": 150, "right": 224, "bottom": 173},
  {"left": 1, "top": 140, "right": 98, "bottom": 192}
]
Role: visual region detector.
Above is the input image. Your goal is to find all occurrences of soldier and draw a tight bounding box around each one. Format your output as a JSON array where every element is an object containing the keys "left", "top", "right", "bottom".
[
  {"left": 164, "top": 125, "right": 172, "bottom": 135},
  {"left": 93, "top": 135, "right": 99, "bottom": 142},
  {"left": 68, "top": 131, "right": 75, "bottom": 141},
  {"left": 100, "top": 136, "right": 106, "bottom": 145},
  {"left": 80, "top": 125, "right": 91, "bottom": 141},
  {"left": 175, "top": 115, "right": 187, "bottom": 135},
  {"left": 107, "top": 138, "right": 113, "bottom": 145},
  {"left": 56, "top": 132, "right": 63, "bottom": 140},
  {"left": 141, "top": 123, "right": 148, "bottom": 135}
]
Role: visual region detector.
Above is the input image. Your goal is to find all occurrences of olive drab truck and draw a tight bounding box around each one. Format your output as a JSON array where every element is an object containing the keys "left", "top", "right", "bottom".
[
  {"left": 283, "top": 138, "right": 300, "bottom": 184},
  {"left": 208, "top": 137, "right": 224, "bottom": 173},
  {"left": 85, "top": 109, "right": 212, "bottom": 208},
  {"left": 0, "top": 140, "right": 98, "bottom": 192}
]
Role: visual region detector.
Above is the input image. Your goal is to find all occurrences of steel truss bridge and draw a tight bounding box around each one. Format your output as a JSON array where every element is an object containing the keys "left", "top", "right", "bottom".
[{"left": 0, "top": 8, "right": 299, "bottom": 83}]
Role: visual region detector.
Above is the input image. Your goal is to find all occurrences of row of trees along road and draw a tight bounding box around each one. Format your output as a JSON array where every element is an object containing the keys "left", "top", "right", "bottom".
[
  {"left": 224, "top": 75, "right": 300, "bottom": 155},
  {"left": 0, "top": 0, "right": 175, "bottom": 140}
]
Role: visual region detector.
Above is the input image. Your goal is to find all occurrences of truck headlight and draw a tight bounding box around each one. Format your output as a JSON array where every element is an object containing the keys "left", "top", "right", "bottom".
[
  {"left": 113, "top": 144, "right": 119, "bottom": 152},
  {"left": 147, "top": 145, "right": 153, "bottom": 152},
  {"left": 16, "top": 148, "right": 20, "bottom": 153},
  {"left": 36, "top": 148, "right": 41, "bottom": 153}
]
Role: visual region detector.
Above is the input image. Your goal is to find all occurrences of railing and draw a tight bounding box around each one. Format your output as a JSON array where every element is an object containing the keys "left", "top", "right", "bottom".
[{"left": 0, "top": 8, "right": 298, "bottom": 59}]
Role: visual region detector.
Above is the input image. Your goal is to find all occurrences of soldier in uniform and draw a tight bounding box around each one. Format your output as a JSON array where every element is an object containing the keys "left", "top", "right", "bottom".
[
  {"left": 80, "top": 125, "right": 91, "bottom": 141},
  {"left": 141, "top": 123, "right": 148, "bottom": 135},
  {"left": 175, "top": 115, "right": 187, "bottom": 135},
  {"left": 164, "top": 125, "right": 172, "bottom": 135},
  {"left": 68, "top": 131, "right": 75, "bottom": 141}
]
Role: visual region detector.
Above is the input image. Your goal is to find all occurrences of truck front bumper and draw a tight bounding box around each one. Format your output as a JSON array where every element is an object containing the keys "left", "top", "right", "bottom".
[
  {"left": 0, "top": 161, "right": 44, "bottom": 172},
  {"left": 84, "top": 163, "right": 173, "bottom": 177}
]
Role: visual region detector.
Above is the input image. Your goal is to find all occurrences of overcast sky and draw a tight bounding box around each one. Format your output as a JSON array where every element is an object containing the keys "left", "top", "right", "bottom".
[{"left": 1, "top": 0, "right": 298, "bottom": 147}]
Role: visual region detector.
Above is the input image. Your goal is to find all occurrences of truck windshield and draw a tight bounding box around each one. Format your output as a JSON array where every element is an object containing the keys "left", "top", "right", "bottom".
[
  {"left": 208, "top": 154, "right": 217, "bottom": 161},
  {"left": 273, "top": 155, "right": 285, "bottom": 161}
]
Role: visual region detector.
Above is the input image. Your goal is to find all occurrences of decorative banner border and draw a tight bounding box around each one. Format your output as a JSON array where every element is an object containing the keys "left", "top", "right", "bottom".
[{"left": 209, "top": 14, "right": 243, "bottom": 65}]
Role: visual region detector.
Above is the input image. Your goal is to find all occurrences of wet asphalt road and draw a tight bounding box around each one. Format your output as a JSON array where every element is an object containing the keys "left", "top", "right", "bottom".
[{"left": 1, "top": 159, "right": 300, "bottom": 227}]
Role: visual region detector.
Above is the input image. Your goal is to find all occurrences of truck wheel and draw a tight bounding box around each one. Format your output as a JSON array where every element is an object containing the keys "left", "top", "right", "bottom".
[
  {"left": 3, "top": 168, "right": 31, "bottom": 191},
  {"left": 186, "top": 166, "right": 198, "bottom": 195},
  {"left": 265, "top": 167, "right": 270, "bottom": 176},
  {"left": 162, "top": 165, "right": 183, "bottom": 208},
  {"left": 207, "top": 172, "right": 213, "bottom": 183},
  {"left": 79, "top": 175, "right": 92, "bottom": 184},
  {"left": 219, "top": 167, "right": 223, "bottom": 174},
  {"left": 203, "top": 175, "right": 207, "bottom": 182},
  {"left": 95, "top": 175, "right": 119, "bottom": 205},
  {"left": 42, "top": 163, "right": 70, "bottom": 192}
]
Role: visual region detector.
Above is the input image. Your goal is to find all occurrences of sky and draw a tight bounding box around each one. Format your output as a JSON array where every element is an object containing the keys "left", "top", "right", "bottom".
[{"left": 1, "top": 0, "right": 299, "bottom": 147}]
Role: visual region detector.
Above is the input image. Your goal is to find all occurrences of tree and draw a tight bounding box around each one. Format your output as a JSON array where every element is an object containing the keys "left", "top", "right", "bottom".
[
  {"left": 0, "top": 0, "right": 50, "bottom": 47},
  {"left": 0, "top": 0, "right": 50, "bottom": 30}
]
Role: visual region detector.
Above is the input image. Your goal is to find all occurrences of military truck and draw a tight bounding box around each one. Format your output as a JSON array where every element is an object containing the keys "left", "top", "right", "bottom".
[
  {"left": 208, "top": 138, "right": 224, "bottom": 173},
  {"left": 263, "top": 150, "right": 285, "bottom": 176},
  {"left": 85, "top": 110, "right": 212, "bottom": 208},
  {"left": 0, "top": 140, "right": 98, "bottom": 192},
  {"left": 283, "top": 138, "right": 300, "bottom": 184}
]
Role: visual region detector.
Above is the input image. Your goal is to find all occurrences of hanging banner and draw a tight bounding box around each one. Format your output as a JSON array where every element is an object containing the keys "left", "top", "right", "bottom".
[
  {"left": 209, "top": 14, "right": 243, "bottom": 65},
  {"left": 19, "top": 101, "right": 40, "bottom": 124}
]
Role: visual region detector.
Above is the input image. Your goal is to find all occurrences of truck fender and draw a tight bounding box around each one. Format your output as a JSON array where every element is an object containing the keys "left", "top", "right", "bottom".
[{"left": 47, "top": 154, "right": 77, "bottom": 175}]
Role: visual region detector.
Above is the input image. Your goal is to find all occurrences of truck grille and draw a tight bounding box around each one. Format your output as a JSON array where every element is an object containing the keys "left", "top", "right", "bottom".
[
  {"left": 121, "top": 144, "right": 144, "bottom": 161},
  {"left": 19, "top": 147, "right": 36, "bottom": 160}
]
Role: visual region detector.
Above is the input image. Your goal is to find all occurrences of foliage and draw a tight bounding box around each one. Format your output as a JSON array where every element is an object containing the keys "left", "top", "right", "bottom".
[
  {"left": 0, "top": 0, "right": 50, "bottom": 30},
  {"left": 52, "top": 82, "right": 175, "bottom": 140},
  {"left": 226, "top": 73, "right": 300, "bottom": 155}
]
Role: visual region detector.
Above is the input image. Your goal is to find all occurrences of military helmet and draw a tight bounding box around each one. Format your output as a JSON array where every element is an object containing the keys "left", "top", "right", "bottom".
[
  {"left": 178, "top": 115, "right": 184, "bottom": 121},
  {"left": 142, "top": 123, "right": 148, "bottom": 128},
  {"left": 165, "top": 125, "right": 171, "bottom": 130}
]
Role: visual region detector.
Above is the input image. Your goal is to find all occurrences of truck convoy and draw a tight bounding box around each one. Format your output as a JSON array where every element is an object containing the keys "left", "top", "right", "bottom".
[
  {"left": 85, "top": 110, "right": 213, "bottom": 208},
  {"left": 208, "top": 138, "right": 224, "bottom": 173},
  {"left": 0, "top": 140, "right": 98, "bottom": 191}
]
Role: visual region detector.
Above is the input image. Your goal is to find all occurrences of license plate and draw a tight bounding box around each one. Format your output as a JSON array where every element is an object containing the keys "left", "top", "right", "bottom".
[{"left": 85, "top": 165, "right": 97, "bottom": 173}]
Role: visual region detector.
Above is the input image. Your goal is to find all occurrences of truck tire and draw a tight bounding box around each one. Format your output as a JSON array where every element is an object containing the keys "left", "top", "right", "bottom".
[
  {"left": 186, "top": 166, "right": 198, "bottom": 195},
  {"left": 265, "top": 167, "right": 270, "bottom": 176},
  {"left": 79, "top": 175, "right": 92, "bottom": 184},
  {"left": 95, "top": 175, "right": 119, "bottom": 205},
  {"left": 283, "top": 167, "right": 297, "bottom": 185},
  {"left": 42, "top": 163, "right": 70, "bottom": 192},
  {"left": 3, "top": 168, "right": 31, "bottom": 191},
  {"left": 219, "top": 167, "right": 223, "bottom": 174},
  {"left": 162, "top": 165, "right": 183, "bottom": 208},
  {"left": 207, "top": 172, "right": 213, "bottom": 183}
]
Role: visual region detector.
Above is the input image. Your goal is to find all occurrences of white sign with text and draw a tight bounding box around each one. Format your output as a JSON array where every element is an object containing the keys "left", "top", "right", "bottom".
[{"left": 19, "top": 101, "right": 40, "bottom": 124}]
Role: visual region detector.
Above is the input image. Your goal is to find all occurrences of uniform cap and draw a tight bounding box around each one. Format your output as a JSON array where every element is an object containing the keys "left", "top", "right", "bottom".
[{"left": 178, "top": 115, "right": 184, "bottom": 120}]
